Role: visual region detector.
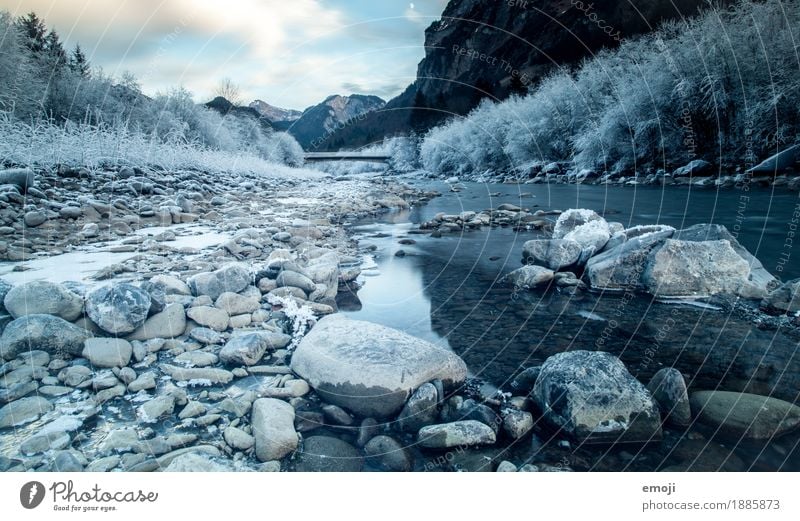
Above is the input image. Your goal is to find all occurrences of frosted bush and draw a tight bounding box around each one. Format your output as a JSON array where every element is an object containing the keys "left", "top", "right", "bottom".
[{"left": 266, "top": 294, "right": 317, "bottom": 350}]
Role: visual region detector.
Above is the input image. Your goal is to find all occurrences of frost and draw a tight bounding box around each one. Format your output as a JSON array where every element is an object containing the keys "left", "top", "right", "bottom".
[
  {"left": 266, "top": 294, "right": 317, "bottom": 351},
  {"left": 185, "top": 379, "right": 213, "bottom": 387}
]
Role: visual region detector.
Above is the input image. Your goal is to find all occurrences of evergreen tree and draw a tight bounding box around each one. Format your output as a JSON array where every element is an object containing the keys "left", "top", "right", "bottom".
[
  {"left": 44, "top": 29, "right": 67, "bottom": 69},
  {"left": 16, "top": 12, "right": 47, "bottom": 54},
  {"left": 69, "top": 44, "right": 90, "bottom": 78}
]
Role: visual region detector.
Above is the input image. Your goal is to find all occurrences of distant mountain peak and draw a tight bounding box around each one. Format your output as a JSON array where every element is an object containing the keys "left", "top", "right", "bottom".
[{"left": 249, "top": 100, "right": 303, "bottom": 123}]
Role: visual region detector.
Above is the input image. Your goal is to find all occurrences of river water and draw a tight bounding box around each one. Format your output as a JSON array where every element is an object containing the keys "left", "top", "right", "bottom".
[{"left": 342, "top": 181, "right": 800, "bottom": 471}]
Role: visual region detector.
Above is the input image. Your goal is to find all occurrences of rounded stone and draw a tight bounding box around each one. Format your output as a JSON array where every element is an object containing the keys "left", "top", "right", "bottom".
[{"left": 86, "top": 283, "right": 151, "bottom": 334}]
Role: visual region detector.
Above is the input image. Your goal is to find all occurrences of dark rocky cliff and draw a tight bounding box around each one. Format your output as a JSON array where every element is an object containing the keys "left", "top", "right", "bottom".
[{"left": 323, "top": 0, "right": 720, "bottom": 150}]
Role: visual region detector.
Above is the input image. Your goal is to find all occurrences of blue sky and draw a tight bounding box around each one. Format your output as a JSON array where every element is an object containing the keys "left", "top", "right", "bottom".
[{"left": 0, "top": 0, "right": 449, "bottom": 109}]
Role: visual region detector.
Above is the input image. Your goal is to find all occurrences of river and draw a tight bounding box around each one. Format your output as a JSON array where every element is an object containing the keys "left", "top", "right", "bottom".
[{"left": 341, "top": 180, "right": 800, "bottom": 471}]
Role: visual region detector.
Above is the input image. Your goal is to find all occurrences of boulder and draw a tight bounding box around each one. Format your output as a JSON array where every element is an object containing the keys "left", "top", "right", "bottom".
[
  {"left": 276, "top": 270, "right": 316, "bottom": 293},
  {"left": 522, "top": 239, "right": 582, "bottom": 270},
  {"left": 219, "top": 331, "right": 290, "bottom": 366},
  {"left": 673, "top": 159, "right": 713, "bottom": 177},
  {"left": 251, "top": 398, "right": 298, "bottom": 462},
  {"left": 364, "top": 435, "right": 413, "bottom": 471},
  {"left": 690, "top": 391, "right": 800, "bottom": 440},
  {"left": 186, "top": 306, "right": 229, "bottom": 331},
  {"left": 746, "top": 144, "right": 800, "bottom": 175},
  {"left": 552, "top": 209, "right": 604, "bottom": 239},
  {"left": 291, "top": 315, "right": 467, "bottom": 417},
  {"left": 3, "top": 281, "right": 83, "bottom": 321},
  {"left": 0, "top": 168, "right": 35, "bottom": 192},
  {"left": 647, "top": 368, "right": 691, "bottom": 427},
  {"left": 397, "top": 382, "right": 439, "bottom": 432},
  {"left": 761, "top": 279, "right": 800, "bottom": 314},
  {"left": 503, "top": 265, "right": 554, "bottom": 290},
  {"left": 127, "top": 303, "right": 186, "bottom": 341},
  {"left": 674, "top": 224, "right": 776, "bottom": 296},
  {"left": 0, "top": 396, "right": 53, "bottom": 428},
  {"left": 187, "top": 264, "right": 250, "bottom": 300},
  {"left": 585, "top": 228, "right": 673, "bottom": 291},
  {"left": 86, "top": 284, "right": 151, "bottom": 334},
  {"left": 562, "top": 219, "right": 610, "bottom": 252},
  {"left": 1, "top": 314, "right": 91, "bottom": 360},
  {"left": 642, "top": 239, "right": 750, "bottom": 297},
  {"left": 294, "top": 436, "right": 363, "bottom": 472},
  {"left": 149, "top": 275, "right": 191, "bottom": 296},
  {"left": 417, "top": 420, "right": 497, "bottom": 449},
  {"left": 532, "top": 350, "right": 662, "bottom": 443},
  {"left": 214, "top": 292, "right": 260, "bottom": 315},
  {"left": 82, "top": 338, "right": 133, "bottom": 368}
]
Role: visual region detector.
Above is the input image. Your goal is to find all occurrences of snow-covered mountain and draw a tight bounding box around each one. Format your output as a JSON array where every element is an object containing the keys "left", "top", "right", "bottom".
[{"left": 249, "top": 100, "right": 302, "bottom": 123}]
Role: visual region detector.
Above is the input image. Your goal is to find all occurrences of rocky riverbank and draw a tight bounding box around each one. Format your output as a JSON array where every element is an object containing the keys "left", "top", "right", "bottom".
[{"left": 2, "top": 165, "right": 800, "bottom": 472}]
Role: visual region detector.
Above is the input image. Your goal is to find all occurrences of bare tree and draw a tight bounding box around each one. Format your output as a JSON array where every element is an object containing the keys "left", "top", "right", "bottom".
[{"left": 215, "top": 77, "right": 241, "bottom": 106}]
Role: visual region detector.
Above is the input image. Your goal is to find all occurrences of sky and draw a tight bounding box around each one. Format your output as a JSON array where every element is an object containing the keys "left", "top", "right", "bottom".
[{"left": 0, "top": 0, "right": 449, "bottom": 110}]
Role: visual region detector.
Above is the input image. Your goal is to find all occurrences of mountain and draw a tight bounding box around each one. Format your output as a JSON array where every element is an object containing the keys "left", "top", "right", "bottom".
[
  {"left": 205, "top": 96, "right": 273, "bottom": 132},
  {"left": 321, "top": 0, "right": 724, "bottom": 150},
  {"left": 249, "top": 100, "right": 302, "bottom": 123},
  {"left": 282, "top": 94, "right": 385, "bottom": 149}
]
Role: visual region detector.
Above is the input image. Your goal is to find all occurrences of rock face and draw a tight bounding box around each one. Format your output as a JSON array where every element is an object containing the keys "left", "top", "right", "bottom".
[
  {"left": 1, "top": 314, "right": 91, "bottom": 360},
  {"left": 86, "top": 284, "right": 151, "bottom": 335},
  {"left": 503, "top": 265, "right": 554, "bottom": 290},
  {"left": 647, "top": 368, "right": 691, "bottom": 427},
  {"left": 3, "top": 281, "right": 84, "bottom": 321},
  {"left": 251, "top": 398, "right": 298, "bottom": 462},
  {"left": 219, "top": 331, "right": 290, "bottom": 366},
  {"left": 187, "top": 264, "right": 250, "bottom": 300},
  {"left": 642, "top": 239, "right": 750, "bottom": 297},
  {"left": 82, "top": 338, "right": 133, "bottom": 368},
  {"left": 532, "top": 351, "right": 662, "bottom": 443},
  {"left": 522, "top": 239, "right": 582, "bottom": 270},
  {"left": 417, "top": 420, "right": 497, "bottom": 449},
  {"left": 690, "top": 391, "right": 800, "bottom": 440},
  {"left": 291, "top": 315, "right": 467, "bottom": 417}
]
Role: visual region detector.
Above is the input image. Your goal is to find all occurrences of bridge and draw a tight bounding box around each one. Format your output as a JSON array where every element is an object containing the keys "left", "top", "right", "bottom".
[{"left": 304, "top": 152, "right": 390, "bottom": 163}]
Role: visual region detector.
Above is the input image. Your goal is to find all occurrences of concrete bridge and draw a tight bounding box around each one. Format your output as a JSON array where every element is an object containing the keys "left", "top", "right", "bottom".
[{"left": 304, "top": 152, "right": 390, "bottom": 163}]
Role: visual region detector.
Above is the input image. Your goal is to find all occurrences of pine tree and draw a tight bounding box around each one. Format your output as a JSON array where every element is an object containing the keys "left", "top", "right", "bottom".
[
  {"left": 44, "top": 29, "right": 67, "bottom": 70},
  {"left": 16, "top": 12, "right": 47, "bottom": 54},
  {"left": 69, "top": 44, "right": 90, "bottom": 78}
]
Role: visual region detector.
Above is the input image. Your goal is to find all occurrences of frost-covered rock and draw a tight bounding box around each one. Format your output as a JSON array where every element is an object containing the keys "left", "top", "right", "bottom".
[
  {"left": 673, "top": 159, "right": 712, "bottom": 177},
  {"left": 522, "top": 239, "right": 583, "bottom": 270},
  {"left": 3, "top": 281, "right": 83, "bottom": 321},
  {"left": 86, "top": 283, "right": 151, "bottom": 335},
  {"left": 585, "top": 228, "right": 674, "bottom": 291},
  {"left": 1, "top": 314, "right": 91, "bottom": 360},
  {"left": 761, "top": 279, "right": 800, "bottom": 314},
  {"left": 552, "top": 209, "right": 604, "bottom": 239},
  {"left": 291, "top": 315, "right": 467, "bottom": 417},
  {"left": 503, "top": 265, "right": 554, "bottom": 290},
  {"left": 563, "top": 218, "right": 610, "bottom": 253},
  {"left": 532, "top": 351, "right": 662, "bottom": 443}
]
